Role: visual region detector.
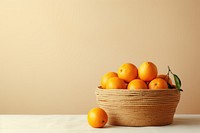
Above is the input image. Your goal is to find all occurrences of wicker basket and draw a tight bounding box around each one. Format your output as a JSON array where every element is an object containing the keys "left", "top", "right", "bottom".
[{"left": 96, "top": 87, "right": 180, "bottom": 126}]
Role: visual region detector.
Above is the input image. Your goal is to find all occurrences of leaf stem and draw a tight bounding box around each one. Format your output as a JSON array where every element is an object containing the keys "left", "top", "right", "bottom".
[{"left": 168, "top": 66, "right": 174, "bottom": 75}]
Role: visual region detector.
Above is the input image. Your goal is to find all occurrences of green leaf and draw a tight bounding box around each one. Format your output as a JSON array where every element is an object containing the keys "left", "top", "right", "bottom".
[{"left": 173, "top": 74, "right": 182, "bottom": 92}]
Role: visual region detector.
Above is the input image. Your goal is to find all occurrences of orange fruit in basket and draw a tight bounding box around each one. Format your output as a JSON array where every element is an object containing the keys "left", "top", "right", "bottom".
[
  {"left": 127, "top": 79, "right": 148, "bottom": 90},
  {"left": 105, "top": 77, "right": 126, "bottom": 89},
  {"left": 149, "top": 78, "right": 168, "bottom": 89},
  {"left": 87, "top": 107, "right": 108, "bottom": 128},
  {"left": 100, "top": 72, "right": 118, "bottom": 89},
  {"left": 118, "top": 63, "right": 138, "bottom": 83},
  {"left": 138, "top": 62, "right": 158, "bottom": 82},
  {"left": 157, "top": 74, "right": 173, "bottom": 85}
]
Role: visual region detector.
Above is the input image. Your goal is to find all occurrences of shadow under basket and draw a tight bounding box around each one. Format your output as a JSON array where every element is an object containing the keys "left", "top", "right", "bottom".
[{"left": 96, "top": 87, "right": 181, "bottom": 127}]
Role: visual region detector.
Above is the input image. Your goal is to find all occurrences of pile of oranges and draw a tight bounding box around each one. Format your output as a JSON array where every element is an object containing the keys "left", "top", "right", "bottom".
[{"left": 100, "top": 61, "right": 173, "bottom": 90}]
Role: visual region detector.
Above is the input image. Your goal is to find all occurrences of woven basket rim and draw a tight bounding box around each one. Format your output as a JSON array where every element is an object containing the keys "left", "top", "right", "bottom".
[{"left": 97, "top": 87, "right": 179, "bottom": 92}]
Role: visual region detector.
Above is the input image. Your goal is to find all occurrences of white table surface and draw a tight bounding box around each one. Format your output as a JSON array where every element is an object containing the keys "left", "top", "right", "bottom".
[{"left": 0, "top": 114, "right": 200, "bottom": 133}]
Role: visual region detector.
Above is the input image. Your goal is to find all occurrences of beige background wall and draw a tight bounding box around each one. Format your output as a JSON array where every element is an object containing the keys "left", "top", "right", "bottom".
[{"left": 0, "top": 0, "right": 200, "bottom": 114}]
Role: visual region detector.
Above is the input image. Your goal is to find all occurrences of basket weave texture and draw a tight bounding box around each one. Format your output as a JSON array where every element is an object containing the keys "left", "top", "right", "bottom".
[{"left": 96, "top": 87, "right": 180, "bottom": 126}]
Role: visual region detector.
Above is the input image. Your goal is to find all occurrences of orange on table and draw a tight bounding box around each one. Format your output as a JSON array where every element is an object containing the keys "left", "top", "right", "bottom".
[
  {"left": 127, "top": 79, "right": 148, "bottom": 90},
  {"left": 105, "top": 77, "right": 126, "bottom": 89},
  {"left": 149, "top": 78, "right": 168, "bottom": 89},
  {"left": 157, "top": 74, "right": 173, "bottom": 86},
  {"left": 118, "top": 63, "right": 138, "bottom": 83},
  {"left": 138, "top": 62, "right": 158, "bottom": 82},
  {"left": 87, "top": 107, "right": 108, "bottom": 128},
  {"left": 100, "top": 72, "right": 118, "bottom": 89}
]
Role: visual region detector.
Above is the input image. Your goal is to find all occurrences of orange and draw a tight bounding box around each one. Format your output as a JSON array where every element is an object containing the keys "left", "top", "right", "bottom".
[
  {"left": 148, "top": 78, "right": 168, "bottom": 89},
  {"left": 118, "top": 63, "right": 138, "bottom": 83},
  {"left": 157, "top": 74, "right": 173, "bottom": 85},
  {"left": 100, "top": 72, "right": 118, "bottom": 89},
  {"left": 127, "top": 79, "right": 148, "bottom": 90},
  {"left": 138, "top": 62, "right": 158, "bottom": 82},
  {"left": 87, "top": 107, "right": 108, "bottom": 128},
  {"left": 105, "top": 77, "right": 126, "bottom": 89}
]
